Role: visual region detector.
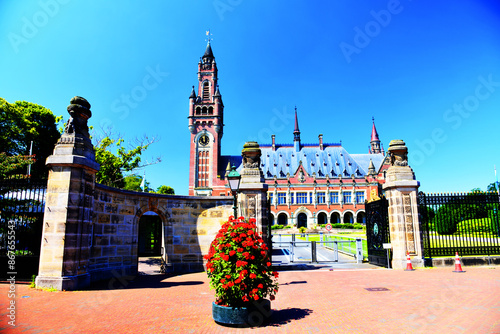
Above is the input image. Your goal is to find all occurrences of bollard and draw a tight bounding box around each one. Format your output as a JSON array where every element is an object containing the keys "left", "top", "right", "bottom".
[
  {"left": 356, "top": 238, "right": 363, "bottom": 264},
  {"left": 311, "top": 241, "right": 317, "bottom": 263}
]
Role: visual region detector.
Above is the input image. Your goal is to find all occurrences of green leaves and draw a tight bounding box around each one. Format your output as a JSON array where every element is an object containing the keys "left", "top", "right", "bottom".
[{"left": 0, "top": 98, "right": 62, "bottom": 178}]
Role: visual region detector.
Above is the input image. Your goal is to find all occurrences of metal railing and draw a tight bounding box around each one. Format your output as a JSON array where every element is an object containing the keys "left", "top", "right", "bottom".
[
  {"left": 418, "top": 191, "right": 500, "bottom": 257},
  {"left": 0, "top": 178, "right": 47, "bottom": 257},
  {"left": 272, "top": 234, "right": 363, "bottom": 263}
]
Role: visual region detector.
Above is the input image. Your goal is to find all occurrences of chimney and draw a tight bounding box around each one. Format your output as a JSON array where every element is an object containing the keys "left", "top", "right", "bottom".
[
  {"left": 272, "top": 134, "right": 276, "bottom": 151},
  {"left": 319, "top": 134, "right": 324, "bottom": 150}
]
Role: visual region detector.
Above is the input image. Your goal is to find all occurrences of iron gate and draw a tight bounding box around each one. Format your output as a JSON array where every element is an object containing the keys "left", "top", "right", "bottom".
[
  {"left": 0, "top": 178, "right": 47, "bottom": 279},
  {"left": 366, "top": 198, "right": 390, "bottom": 267}
]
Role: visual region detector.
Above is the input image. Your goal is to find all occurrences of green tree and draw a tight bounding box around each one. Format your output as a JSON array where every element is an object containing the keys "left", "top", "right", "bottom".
[
  {"left": 123, "top": 174, "right": 154, "bottom": 192},
  {"left": 93, "top": 132, "right": 161, "bottom": 188},
  {"left": 0, "top": 153, "right": 34, "bottom": 180},
  {"left": 487, "top": 182, "right": 498, "bottom": 192},
  {"left": 0, "top": 98, "right": 62, "bottom": 178},
  {"left": 156, "top": 185, "right": 175, "bottom": 195}
]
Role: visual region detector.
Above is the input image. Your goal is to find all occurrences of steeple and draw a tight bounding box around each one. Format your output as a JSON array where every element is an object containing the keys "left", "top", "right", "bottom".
[
  {"left": 370, "top": 117, "right": 382, "bottom": 154},
  {"left": 293, "top": 106, "right": 301, "bottom": 151},
  {"left": 203, "top": 41, "right": 214, "bottom": 62},
  {"left": 371, "top": 117, "right": 380, "bottom": 142}
]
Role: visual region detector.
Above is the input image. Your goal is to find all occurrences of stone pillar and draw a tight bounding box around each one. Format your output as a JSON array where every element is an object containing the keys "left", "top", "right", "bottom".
[
  {"left": 36, "top": 97, "right": 99, "bottom": 290},
  {"left": 237, "top": 142, "right": 270, "bottom": 247},
  {"left": 382, "top": 140, "right": 424, "bottom": 270}
]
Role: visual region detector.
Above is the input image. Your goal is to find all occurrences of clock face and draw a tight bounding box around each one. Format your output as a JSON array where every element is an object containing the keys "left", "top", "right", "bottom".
[{"left": 199, "top": 134, "right": 209, "bottom": 146}]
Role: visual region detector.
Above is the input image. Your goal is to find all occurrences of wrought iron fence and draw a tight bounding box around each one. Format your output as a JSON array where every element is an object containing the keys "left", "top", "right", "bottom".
[
  {"left": 0, "top": 178, "right": 47, "bottom": 257},
  {"left": 418, "top": 191, "right": 500, "bottom": 257}
]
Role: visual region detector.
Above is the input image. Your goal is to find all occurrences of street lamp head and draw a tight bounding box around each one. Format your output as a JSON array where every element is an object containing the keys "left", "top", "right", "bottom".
[{"left": 227, "top": 165, "right": 241, "bottom": 194}]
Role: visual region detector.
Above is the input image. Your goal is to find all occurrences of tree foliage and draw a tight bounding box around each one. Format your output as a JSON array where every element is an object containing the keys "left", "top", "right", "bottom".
[
  {"left": 0, "top": 153, "right": 34, "bottom": 180},
  {"left": 0, "top": 98, "right": 62, "bottom": 178},
  {"left": 156, "top": 185, "right": 175, "bottom": 195},
  {"left": 430, "top": 191, "right": 495, "bottom": 235},
  {"left": 93, "top": 131, "right": 161, "bottom": 189}
]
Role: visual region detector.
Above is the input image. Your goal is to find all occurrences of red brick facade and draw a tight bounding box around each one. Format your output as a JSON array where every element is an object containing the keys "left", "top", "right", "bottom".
[{"left": 188, "top": 43, "right": 390, "bottom": 227}]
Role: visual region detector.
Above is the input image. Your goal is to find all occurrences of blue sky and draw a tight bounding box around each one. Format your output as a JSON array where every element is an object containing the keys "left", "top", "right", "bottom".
[{"left": 1, "top": 0, "right": 499, "bottom": 195}]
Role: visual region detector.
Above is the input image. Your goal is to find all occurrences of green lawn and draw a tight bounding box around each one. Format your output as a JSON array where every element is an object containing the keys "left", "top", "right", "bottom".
[{"left": 296, "top": 233, "right": 368, "bottom": 259}]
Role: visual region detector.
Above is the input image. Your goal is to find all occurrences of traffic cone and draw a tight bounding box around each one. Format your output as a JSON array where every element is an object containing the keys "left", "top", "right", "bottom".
[
  {"left": 405, "top": 252, "right": 415, "bottom": 271},
  {"left": 453, "top": 252, "right": 465, "bottom": 273}
]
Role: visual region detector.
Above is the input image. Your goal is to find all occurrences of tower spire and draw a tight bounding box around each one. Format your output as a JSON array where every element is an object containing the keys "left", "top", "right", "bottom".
[
  {"left": 293, "top": 106, "right": 301, "bottom": 151},
  {"left": 370, "top": 117, "right": 381, "bottom": 154}
]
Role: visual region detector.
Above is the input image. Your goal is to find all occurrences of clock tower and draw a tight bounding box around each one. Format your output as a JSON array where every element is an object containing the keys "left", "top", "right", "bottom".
[{"left": 188, "top": 40, "right": 225, "bottom": 196}]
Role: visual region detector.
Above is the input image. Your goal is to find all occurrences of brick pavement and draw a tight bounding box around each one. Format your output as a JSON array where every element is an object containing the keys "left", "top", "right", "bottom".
[{"left": 1, "top": 266, "right": 499, "bottom": 333}]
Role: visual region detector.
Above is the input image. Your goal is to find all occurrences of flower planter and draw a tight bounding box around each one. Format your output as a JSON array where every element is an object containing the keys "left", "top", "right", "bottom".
[{"left": 212, "top": 299, "right": 271, "bottom": 327}]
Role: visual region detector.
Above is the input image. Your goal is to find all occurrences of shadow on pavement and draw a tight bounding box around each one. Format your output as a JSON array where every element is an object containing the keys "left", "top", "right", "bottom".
[
  {"left": 88, "top": 273, "right": 205, "bottom": 291},
  {"left": 268, "top": 307, "right": 313, "bottom": 326}
]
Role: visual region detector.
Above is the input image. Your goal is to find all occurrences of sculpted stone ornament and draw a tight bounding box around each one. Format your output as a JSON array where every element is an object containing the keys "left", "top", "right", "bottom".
[
  {"left": 387, "top": 139, "right": 408, "bottom": 167},
  {"left": 65, "top": 96, "right": 92, "bottom": 139},
  {"left": 242, "top": 141, "right": 261, "bottom": 168},
  {"left": 48, "top": 96, "right": 98, "bottom": 165},
  {"left": 240, "top": 141, "right": 265, "bottom": 184}
]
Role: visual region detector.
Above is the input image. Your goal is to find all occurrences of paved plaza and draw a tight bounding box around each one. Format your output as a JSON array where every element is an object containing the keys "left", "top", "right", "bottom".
[{"left": 1, "top": 264, "right": 499, "bottom": 333}]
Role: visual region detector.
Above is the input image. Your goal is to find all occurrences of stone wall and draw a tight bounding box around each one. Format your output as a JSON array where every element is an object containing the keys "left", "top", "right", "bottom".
[{"left": 90, "top": 184, "right": 233, "bottom": 282}]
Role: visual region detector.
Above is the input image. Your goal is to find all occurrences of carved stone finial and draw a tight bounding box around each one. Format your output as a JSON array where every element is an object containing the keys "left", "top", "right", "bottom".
[
  {"left": 240, "top": 141, "right": 265, "bottom": 184},
  {"left": 64, "top": 96, "right": 92, "bottom": 139},
  {"left": 387, "top": 139, "right": 408, "bottom": 167},
  {"left": 241, "top": 141, "right": 261, "bottom": 168}
]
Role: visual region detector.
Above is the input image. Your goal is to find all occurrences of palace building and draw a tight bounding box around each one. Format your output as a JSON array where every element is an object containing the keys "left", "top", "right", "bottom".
[{"left": 188, "top": 41, "right": 389, "bottom": 227}]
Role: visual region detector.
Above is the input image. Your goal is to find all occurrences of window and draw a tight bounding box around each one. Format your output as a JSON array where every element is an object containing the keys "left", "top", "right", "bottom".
[
  {"left": 290, "top": 193, "right": 294, "bottom": 204},
  {"left": 203, "top": 82, "right": 210, "bottom": 99},
  {"left": 356, "top": 191, "right": 365, "bottom": 203},
  {"left": 343, "top": 191, "right": 352, "bottom": 203},
  {"left": 269, "top": 193, "right": 274, "bottom": 205},
  {"left": 309, "top": 193, "right": 313, "bottom": 204},
  {"left": 317, "top": 192, "right": 326, "bottom": 204},
  {"left": 296, "top": 192, "right": 307, "bottom": 204},
  {"left": 330, "top": 192, "right": 339, "bottom": 204},
  {"left": 277, "top": 193, "right": 286, "bottom": 205}
]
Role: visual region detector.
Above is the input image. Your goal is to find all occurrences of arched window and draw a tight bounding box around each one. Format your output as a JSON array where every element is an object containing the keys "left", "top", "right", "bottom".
[
  {"left": 196, "top": 107, "right": 201, "bottom": 115},
  {"left": 330, "top": 212, "right": 340, "bottom": 225},
  {"left": 356, "top": 212, "right": 366, "bottom": 225},
  {"left": 202, "top": 107, "right": 207, "bottom": 115},
  {"left": 278, "top": 213, "right": 288, "bottom": 226},
  {"left": 203, "top": 82, "right": 210, "bottom": 99},
  {"left": 208, "top": 106, "right": 213, "bottom": 115},
  {"left": 343, "top": 212, "right": 354, "bottom": 224},
  {"left": 317, "top": 212, "right": 327, "bottom": 225},
  {"left": 297, "top": 213, "right": 307, "bottom": 228}
]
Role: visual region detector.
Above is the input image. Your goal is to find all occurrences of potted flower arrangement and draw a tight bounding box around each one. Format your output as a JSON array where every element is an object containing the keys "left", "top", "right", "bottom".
[{"left": 204, "top": 216, "right": 279, "bottom": 327}]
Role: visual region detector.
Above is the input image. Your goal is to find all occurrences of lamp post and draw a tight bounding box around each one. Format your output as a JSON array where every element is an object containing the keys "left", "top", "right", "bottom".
[{"left": 227, "top": 165, "right": 241, "bottom": 219}]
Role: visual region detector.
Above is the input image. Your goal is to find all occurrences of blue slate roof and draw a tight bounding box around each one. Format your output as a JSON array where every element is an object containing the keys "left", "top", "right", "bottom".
[{"left": 221, "top": 145, "right": 385, "bottom": 180}]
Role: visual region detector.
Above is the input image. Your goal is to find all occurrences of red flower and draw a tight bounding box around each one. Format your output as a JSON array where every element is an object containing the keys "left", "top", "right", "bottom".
[
  {"left": 258, "top": 283, "right": 263, "bottom": 289},
  {"left": 229, "top": 250, "right": 236, "bottom": 256},
  {"left": 237, "top": 248, "right": 244, "bottom": 253},
  {"left": 226, "top": 274, "right": 231, "bottom": 279},
  {"left": 267, "top": 262, "right": 271, "bottom": 267},
  {"left": 253, "top": 295, "right": 259, "bottom": 300},
  {"left": 273, "top": 271, "right": 279, "bottom": 278},
  {"left": 249, "top": 273, "right": 256, "bottom": 279},
  {"left": 248, "top": 230, "right": 254, "bottom": 235}
]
